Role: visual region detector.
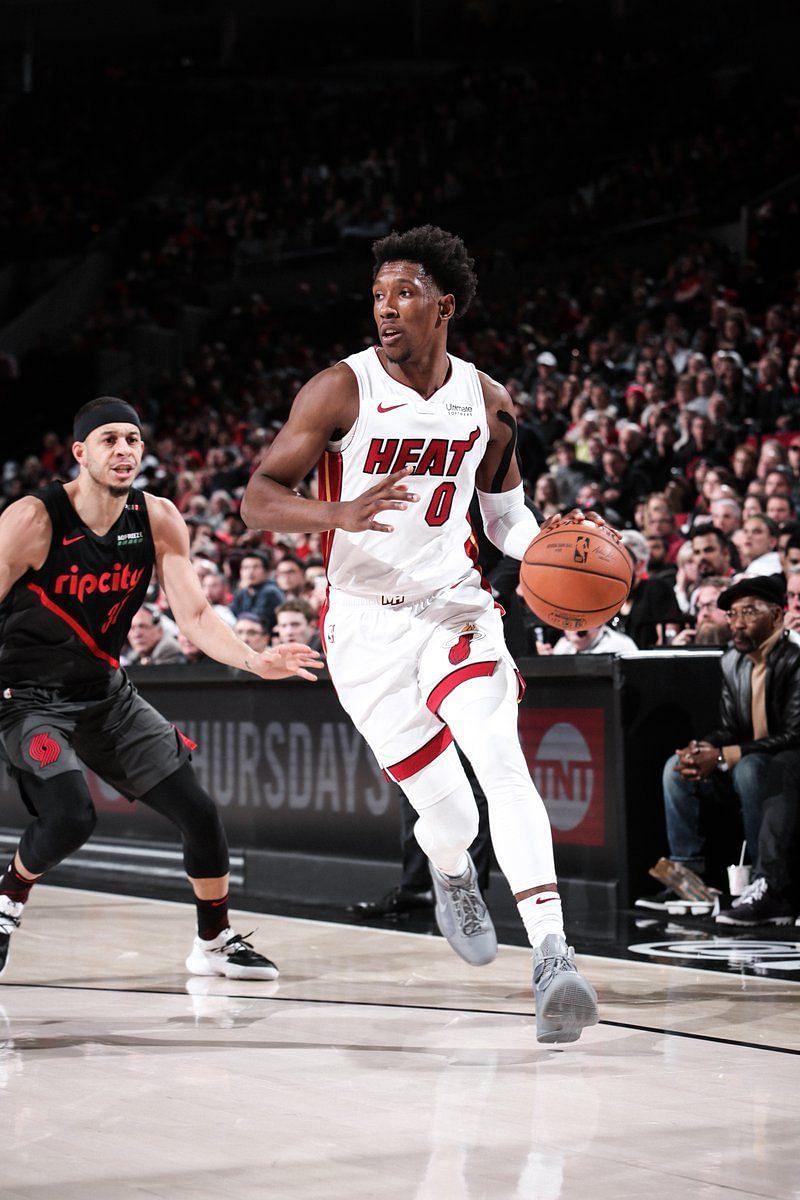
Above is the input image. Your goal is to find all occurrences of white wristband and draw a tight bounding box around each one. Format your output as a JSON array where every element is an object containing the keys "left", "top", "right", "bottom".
[{"left": 477, "top": 484, "right": 540, "bottom": 561}]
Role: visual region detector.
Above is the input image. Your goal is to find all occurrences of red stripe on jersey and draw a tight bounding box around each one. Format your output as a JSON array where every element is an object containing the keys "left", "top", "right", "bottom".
[
  {"left": 317, "top": 592, "right": 330, "bottom": 653},
  {"left": 317, "top": 450, "right": 343, "bottom": 571},
  {"left": 26, "top": 583, "right": 120, "bottom": 668},
  {"left": 465, "top": 515, "right": 505, "bottom": 616},
  {"left": 385, "top": 726, "right": 454, "bottom": 782},
  {"left": 427, "top": 659, "right": 497, "bottom": 714}
]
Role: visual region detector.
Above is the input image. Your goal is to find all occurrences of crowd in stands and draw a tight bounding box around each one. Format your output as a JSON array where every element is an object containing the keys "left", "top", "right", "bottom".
[{"left": 3, "top": 19, "right": 800, "bottom": 662}]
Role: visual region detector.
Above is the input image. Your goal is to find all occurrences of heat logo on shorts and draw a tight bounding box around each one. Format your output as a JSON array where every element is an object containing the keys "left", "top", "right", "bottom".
[
  {"left": 447, "top": 621, "right": 483, "bottom": 665},
  {"left": 28, "top": 732, "right": 62, "bottom": 768},
  {"left": 53, "top": 563, "right": 145, "bottom": 603}
]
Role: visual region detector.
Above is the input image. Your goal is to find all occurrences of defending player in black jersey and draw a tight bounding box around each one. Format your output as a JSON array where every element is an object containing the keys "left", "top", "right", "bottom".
[{"left": 0, "top": 397, "right": 321, "bottom": 980}]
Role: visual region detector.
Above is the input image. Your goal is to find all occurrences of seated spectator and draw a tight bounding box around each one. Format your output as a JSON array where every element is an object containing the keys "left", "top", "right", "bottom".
[
  {"left": 708, "top": 496, "right": 742, "bottom": 539},
  {"left": 780, "top": 533, "right": 800, "bottom": 577},
  {"left": 638, "top": 575, "right": 800, "bottom": 918},
  {"left": 783, "top": 570, "right": 800, "bottom": 636},
  {"left": 200, "top": 570, "right": 236, "bottom": 628},
  {"left": 641, "top": 494, "right": 684, "bottom": 562},
  {"left": 274, "top": 598, "right": 321, "bottom": 650},
  {"left": 674, "top": 541, "right": 700, "bottom": 614},
  {"left": 645, "top": 534, "right": 677, "bottom": 586},
  {"left": 234, "top": 612, "right": 270, "bottom": 654},
  {"left": 765, "top": 494, "right": 796, "bottom": 525},
  {"left": 177, "top": 632, "right": 207, "bottom": 664},
  {"left": 532, "top": 473, "right": 560, "bottom": 519},
  {"left": 274, "top": 555, "right": 306, "bottom": 599},
  {"left": 741, "top": 515, "right": 782, "bottom": 578},
  {"left": 231, "top": 550, "right": 284, "bottom": 631},
  {"left": 691, "top": 526, "right": 734, "bottom": 582},
  {"left": 670, "top": 576, "right": 732, "bottom": 647},
  {"left": 552, "top": 440, "right": 596, "bottom": 507},
  {"left": 125, "top": 604, "right": 187, "bottom": 666},
  {"left": 616, "top": 531, "right": 683, "bottom": 648},
  {"left": 538, "top": 624, "right": 638, "bottom": 655}
]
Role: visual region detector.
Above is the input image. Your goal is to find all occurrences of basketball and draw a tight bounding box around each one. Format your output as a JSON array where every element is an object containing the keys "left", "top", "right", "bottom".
[{"left": 520, "top": 520, "right": 633, "bottom": 631}]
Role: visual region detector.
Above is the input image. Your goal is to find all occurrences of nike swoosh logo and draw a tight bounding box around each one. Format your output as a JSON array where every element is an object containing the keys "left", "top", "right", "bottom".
[
  {"left": 377, "top": 402, "right": 407, "bottom": 413},
  {"left": 62, "top": 535, "right": 85, "bottom": 546},
  {"left": 535, "top": 896, "right": 558, "bottom": 904}
]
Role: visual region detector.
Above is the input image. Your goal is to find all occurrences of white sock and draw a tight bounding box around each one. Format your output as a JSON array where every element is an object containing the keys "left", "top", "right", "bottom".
[
  {"left": 443, "top": 853, "right": 470, "bottom": 880},
  {"left": 518, "top": 892, "right": 564, "bottom": 949}
]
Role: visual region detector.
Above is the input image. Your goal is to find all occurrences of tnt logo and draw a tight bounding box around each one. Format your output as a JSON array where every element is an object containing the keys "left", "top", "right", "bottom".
[{"left": 518, "top": 708, "right": 605, "bottom": 845}]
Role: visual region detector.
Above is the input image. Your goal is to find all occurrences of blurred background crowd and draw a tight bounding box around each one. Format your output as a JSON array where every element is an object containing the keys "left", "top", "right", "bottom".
[{"left": 1, "top": 0, "right": 798, "bottom": 662}]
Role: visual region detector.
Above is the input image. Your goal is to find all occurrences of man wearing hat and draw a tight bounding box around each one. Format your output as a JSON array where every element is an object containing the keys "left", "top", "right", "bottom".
[{"left": 638, "top": 574, "right": 800, "bottom": 924}]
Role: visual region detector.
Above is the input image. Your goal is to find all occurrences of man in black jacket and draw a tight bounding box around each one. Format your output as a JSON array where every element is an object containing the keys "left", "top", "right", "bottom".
[{"left": 643, "top": 575, "right": 800, "bottom": 924}]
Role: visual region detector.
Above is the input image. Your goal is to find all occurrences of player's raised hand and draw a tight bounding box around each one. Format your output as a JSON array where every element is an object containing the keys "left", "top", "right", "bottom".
[
  {"left": 338, "top": 466, "right": 419, "bottom": 533},
  {"left": 250, "top": 642, "right": 323, "bottom": 682}
]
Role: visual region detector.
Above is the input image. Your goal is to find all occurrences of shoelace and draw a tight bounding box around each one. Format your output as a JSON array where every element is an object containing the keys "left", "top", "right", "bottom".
[
  {"left": 449, "top": 885, "right": 488, "bottom": 937},
  {"left": 737, "top": 877, "right": 767, "bottom": 906},
  {"left": 536, "top": 950, "right": 575, "bottom": 990},
  {"left": 212, "top": 930, "right": 257, "bottom": 956}
]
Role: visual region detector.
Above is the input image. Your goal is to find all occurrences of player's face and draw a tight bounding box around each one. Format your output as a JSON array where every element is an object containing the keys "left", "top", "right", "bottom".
[
  {"left": 372, "top": 261, "right": 449, "bottom": 364},
  {"left": 76, "top": 423, "right": 143, "bottom": 497}
]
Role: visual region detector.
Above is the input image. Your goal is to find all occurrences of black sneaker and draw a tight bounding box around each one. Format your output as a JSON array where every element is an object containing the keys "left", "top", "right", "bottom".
[
  {"left": 635, "top": 888, "right": 716, "bottom": 916},
  {"left": 716, "top": 878, "right": 795, "bottom": 926},
  {"left": 0, "top": 896, "right": 23, "bottom": 978},
  {"left": 349, "top": 886, "right": 434, "bottom": 919}
]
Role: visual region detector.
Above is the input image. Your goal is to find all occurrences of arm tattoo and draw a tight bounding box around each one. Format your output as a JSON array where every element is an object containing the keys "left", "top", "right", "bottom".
[{"left": 490, "top": 410, "right": 518, "bottom": 493}]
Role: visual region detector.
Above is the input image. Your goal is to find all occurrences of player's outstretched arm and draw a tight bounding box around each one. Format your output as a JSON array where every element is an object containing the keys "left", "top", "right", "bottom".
[
  {"left": 147, "top": 496, "right": 321, "bottom": 681},
  {"left": 241, "top": 364, "right": 418, "bottom": 534},
  {"left": 0, "top": 497, "right": 51, "bottom": 604}
]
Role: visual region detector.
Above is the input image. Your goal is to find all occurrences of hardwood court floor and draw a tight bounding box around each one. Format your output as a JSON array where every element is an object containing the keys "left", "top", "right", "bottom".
[{"left": 0, "top": 887, "right": 797, "bottom": 1200}]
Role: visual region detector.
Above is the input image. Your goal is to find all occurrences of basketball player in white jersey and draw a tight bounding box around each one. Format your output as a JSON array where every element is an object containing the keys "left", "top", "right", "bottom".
[{"left": 242, "top": 225, "right": 599, "bottom": 1042}]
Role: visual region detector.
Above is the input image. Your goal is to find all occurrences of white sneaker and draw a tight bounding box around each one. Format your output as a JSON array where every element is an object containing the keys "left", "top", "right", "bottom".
[
  {"left": 185, "top": 928, "right": 279, "bottom": 980},
  {"left": 0, "top": 896, "right": 23, "bottom": 979}
]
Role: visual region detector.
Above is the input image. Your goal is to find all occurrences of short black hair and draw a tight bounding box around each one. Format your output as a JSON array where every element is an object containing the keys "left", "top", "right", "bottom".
[
  {"left": 691, "top": 525, "right": 730, "bottom": 552},
  {"left": 372, "top": 225, "right": 478, "bottom": 317}
]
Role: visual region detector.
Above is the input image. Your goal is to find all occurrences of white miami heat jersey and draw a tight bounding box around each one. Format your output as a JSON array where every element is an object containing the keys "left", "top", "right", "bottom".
[{"left": 318, "top": 346, "right": 490, "bottom": 601}]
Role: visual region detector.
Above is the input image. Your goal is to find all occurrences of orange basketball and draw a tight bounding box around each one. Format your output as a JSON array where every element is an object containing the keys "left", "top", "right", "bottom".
[{"left": 520, "top": 521, "right": 633, "bottom": 631}]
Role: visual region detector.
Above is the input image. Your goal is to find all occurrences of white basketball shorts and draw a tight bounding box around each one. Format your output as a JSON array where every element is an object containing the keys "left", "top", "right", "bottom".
[{"left": 321, "top": 574, "right": 521, "bottom": 785}]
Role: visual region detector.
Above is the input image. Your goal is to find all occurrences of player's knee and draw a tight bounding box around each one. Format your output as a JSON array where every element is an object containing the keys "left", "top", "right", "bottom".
[
  {"left": 413, "top": 788, "right": 478, "bottom": 862},
  {"left": 141, "top": 764, "right": 229, "bottom": 878},
  {"left": 17, "top": 770, "right": 97, "bottom": 872}
]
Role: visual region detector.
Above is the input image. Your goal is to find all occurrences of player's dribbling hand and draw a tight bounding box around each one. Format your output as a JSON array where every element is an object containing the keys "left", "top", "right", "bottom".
[
  {"left": 540, "top": 508, "right": 616, "bottom": 537},
  {"left": 250, "top": 643, "right": 323, "bottom": 682},
  {"left": 338, "top": 467, "right": 419, "bottom": 533}
]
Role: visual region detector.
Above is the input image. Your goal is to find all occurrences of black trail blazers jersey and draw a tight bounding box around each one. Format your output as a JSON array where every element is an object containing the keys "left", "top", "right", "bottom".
[{"left": 0, "top": 482, "right": 154, "bottom": 692}]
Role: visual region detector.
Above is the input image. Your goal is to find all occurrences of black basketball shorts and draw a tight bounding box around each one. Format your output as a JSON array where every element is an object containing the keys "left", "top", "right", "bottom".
[{"left": 0, "top": 672, "right": 193, "bottom": 802}]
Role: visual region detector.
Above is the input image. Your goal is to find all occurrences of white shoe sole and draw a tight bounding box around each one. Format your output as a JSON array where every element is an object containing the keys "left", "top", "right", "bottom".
[
  {"left": 535, "top": 976, "right": 599, "bottom": 1044},
  {"left": 185, "top": 951, "right": 279, "bottom": 980}
]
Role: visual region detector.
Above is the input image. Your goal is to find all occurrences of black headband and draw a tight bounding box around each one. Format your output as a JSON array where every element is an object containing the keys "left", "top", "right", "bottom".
[{"left": 73, "top": 400, "right": 141, "bottom": 443}]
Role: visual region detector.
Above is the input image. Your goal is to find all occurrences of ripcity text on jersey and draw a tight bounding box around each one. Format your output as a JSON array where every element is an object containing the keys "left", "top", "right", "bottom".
[
  {"left": 0, "top": 482, "right": 153, "bottom": 691},
  {"left": 318, "top": 347, "right": 489, "bottom": 601}
]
